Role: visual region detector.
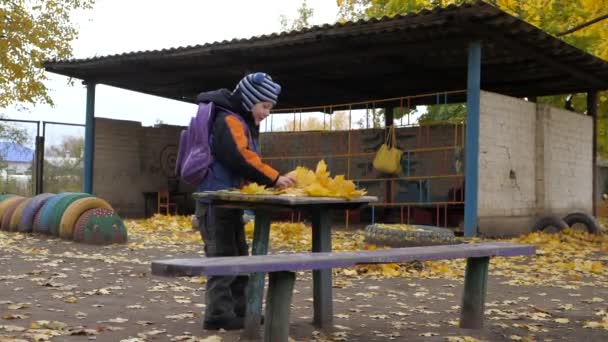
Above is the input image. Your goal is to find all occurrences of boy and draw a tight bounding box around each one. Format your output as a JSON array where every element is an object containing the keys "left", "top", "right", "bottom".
[{"left": 195, "top": 72, "right": 295, "bottom": 330}]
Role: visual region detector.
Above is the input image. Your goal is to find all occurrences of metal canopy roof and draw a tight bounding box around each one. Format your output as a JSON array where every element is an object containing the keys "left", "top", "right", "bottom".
[{"left": 44, "top": 1, "right": 608, "bottom": 109}]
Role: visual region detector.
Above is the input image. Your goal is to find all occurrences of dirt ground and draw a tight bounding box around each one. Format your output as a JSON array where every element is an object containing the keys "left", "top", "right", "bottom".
[{"left": 2, "top": 219, "right": 608, "bottom": 342}]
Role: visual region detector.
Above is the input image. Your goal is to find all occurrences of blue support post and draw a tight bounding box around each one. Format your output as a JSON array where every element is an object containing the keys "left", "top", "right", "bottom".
[
  {"left": 84, "top": 82, "right": 96, "bottom": 194},
  {"left": 464, "top": 41, "right": 482, "bottom": 237},
  {"left": 371, "top": 206, "right": 375, "bottom": 224}
]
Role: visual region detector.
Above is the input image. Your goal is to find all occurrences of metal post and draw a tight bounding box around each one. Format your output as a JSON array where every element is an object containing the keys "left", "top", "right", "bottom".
[
  {"left": 464, "top": 41, "right": 481, "bottom": 237},
  {"left": 588, "top": 91, "right": 599, "bottom": 216},
  {"left": 83, "top": 82, "right": 96, "bottom": 194},
  {"left": 34, "top": 136, "right": 44, "bottom": 195}
]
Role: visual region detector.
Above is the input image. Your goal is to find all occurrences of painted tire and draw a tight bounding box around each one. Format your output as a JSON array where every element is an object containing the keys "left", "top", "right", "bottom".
[
  {"left": 364, "top": 224, "right": 458, "bottom": 247},
  {"left": 48, "top": 193, "right": 91, "bottom": 236},
  {"left": 0, "top": 196, "right": 25, "bottom": 230},
  {"left": 1, "top": 198, "right": 27, "bottom": 231},
  {"left": 18, "top": 193, "right": 55, "bottom": 233},
  {"left": 33, "top": 209, "right": 44, "bottom": 233},
  {"left": 9, "top": 198, "right": 33, "bottom": 232},
  {"left": 73, "top": 208, "right": 128, "bottom": 245},
  {"left": 0, "top": 194, "right": 16, "bottom": 203},
  {"left": 36, "top": 193, "right": 79, "bottom": 234},
  {"left": 59, "top": 197, "right": 113, "bottom": 239}
]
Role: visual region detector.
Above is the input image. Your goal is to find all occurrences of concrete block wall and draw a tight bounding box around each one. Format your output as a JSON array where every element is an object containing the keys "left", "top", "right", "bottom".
[
  {"left": 537, "top": 105, "right": 593, "bottom": 216},
  {"left": 478, "top": 91, "right": 537, "bottom": 219},
  {"left": 478, "top": 91, "right": 593, "bottom": 236},
  {"left": 93, "top": 118, "right": 192, "bottom": 217}
]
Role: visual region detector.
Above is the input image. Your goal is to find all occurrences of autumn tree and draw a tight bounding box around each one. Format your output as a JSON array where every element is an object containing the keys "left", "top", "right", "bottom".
[
  {"left": 0, "top": 0, "right": 95, "bottom": 109},
  {"left": 44, "top": 135, "right": 84, "bottom": 193},
  {"left": 280, "top": 0, "right": 314, "bottom": 32},
  {"left": 337, "top": 0, "right": 608, "bottom": 156},
  {"left": 276, "top": 111, "right": 353, "bottom": 131}
]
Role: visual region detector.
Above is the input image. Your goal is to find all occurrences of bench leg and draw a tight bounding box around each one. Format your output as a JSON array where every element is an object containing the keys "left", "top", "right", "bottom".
[
  {"left": 311, "top": 208, "right": 333, "bottom": 330},
  {"left": 264, "top": 271, "right": 296, "bottom": 342},
  {"left": 242, "top": 211, "right": 271, "bottom": 340},
  {"left": 460, "top": 256, "right": 489, "bottom": 329}
]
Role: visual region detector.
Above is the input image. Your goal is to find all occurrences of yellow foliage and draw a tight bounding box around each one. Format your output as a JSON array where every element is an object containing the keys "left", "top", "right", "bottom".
[
  {"left": 1, "top": 0, "right": 95, "bottom": 108},
  {"left": 240, "top": 183, "right": 273, "bottom": 195},
  {"left": 240, "top": 160, "right": 366, "bottom": 199}
]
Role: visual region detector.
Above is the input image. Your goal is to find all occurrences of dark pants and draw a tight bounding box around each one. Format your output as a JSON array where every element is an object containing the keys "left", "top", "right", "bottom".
[{"left": 197, "top": 205, "right": 249, "bottom": 322}]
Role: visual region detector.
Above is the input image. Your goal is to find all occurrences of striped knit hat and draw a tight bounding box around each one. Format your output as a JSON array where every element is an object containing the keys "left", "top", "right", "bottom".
[{"left": 235, "top": 72, "right": 281, "bottom": 111}]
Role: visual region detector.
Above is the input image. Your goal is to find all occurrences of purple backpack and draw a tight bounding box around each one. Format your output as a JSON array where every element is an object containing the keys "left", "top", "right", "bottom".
[{"left": 175, "top": 102, "right": 216, "bottom": 185}]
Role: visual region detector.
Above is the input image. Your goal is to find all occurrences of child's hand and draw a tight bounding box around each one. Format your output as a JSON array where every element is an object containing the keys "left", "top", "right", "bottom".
[{"left": 275, "top": 175, "right": 296, "bottom": 188}]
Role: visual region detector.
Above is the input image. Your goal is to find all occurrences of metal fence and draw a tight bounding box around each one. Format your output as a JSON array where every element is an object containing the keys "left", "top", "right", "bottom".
[
  {"left": 0, "top": 119, "right": 85, "bottom": 196},
  {"left": 261, "top": 90, "right": 467, "bottom": 227}
]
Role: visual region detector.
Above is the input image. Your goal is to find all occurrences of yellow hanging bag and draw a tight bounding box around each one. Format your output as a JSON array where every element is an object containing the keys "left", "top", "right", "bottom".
[{"left": 373, "top": 125, "right": 403, "bottom": 174}]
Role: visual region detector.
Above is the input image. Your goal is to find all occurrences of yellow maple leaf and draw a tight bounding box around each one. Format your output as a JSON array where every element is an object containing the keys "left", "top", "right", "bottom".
[{"left": 240, "top": 183, "right": 273, "bottom": 195}]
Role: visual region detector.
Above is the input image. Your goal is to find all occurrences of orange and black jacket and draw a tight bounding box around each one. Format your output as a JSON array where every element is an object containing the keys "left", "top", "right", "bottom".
[{"left": 195, "top": 89, "right": 279, "bottom": 191}]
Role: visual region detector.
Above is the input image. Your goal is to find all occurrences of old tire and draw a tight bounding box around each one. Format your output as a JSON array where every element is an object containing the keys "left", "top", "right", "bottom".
[
  {"left": 1, "top": 197, "right": 27, "bottom": 231},
  {"left": 364, "top": 224, "right": 458, "bottom": 247},
  {"left": 0, "top": 196, "right": 25, "bottom": 231},
  {"left": 36, "top": 193, "right": 77, "bottom": 234},
  {"left": 532, "top": 215, "right": 568, "bottom": 234},
  {"left": 9, "top": 198, "right": 33, "bottom": 232},
  {"left": 73, "top": 208, "right": 128, "bottom": 245},
  {"left": 0, "top": 194, "right": 16, "bottom": 202},
  {"left": 59, "top": 197, "right": 113, "bottom": 239},
  {"left": 563, "top": 212, "right": 601, "bottom": 235},
  {"left": 48, "top": 193, "right": 91, "bottom": 236},
  {"left": 18, "top": 193, "right": 55, "bottom": 233}
]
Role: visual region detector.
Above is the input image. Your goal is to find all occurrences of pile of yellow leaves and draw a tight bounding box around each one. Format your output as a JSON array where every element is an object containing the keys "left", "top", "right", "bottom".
[
  {"left": 125, "top": 214, "right": 201, "bottom": 248},
  {"left": 239, "top": 160, "right": 366, "bottom": 199}
]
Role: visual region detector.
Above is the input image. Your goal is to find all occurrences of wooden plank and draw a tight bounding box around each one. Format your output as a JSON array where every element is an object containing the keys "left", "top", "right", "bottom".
[
  {"left": 311, "top": 208, "right": 333, "bottom": 330},
  {"left": 151, "top": 242, "right": 535, "bottom": 277},
  {"left": 243, "top": 211, "right": 271, "bottom": 340},
  {"left": 264, "top": 271, "right": 296, "bottom": 342},
  {"left": 460, "top": 256, "right": 489, "bottom": 329}
]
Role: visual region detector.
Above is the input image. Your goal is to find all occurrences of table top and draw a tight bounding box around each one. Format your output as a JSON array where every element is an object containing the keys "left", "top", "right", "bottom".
[{"left": 193, "top": 191, "right": 377, "bottom": 210}]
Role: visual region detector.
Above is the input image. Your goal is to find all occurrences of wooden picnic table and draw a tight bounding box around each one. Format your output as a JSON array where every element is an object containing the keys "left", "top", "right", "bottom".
[{"left": 193, "top": 191, "right": 377, "bottom": 339}]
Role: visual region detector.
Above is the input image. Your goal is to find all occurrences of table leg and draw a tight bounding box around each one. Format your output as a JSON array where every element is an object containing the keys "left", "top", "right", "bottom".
[
  {"left": 242, "top": 210, "right": 271, "bottom": 340},
  {"left": 460, "top": 256, "right": 489, "bottom": 329},
  {"left": 311, "top": 208, "right": 333, "bottom": 330}
]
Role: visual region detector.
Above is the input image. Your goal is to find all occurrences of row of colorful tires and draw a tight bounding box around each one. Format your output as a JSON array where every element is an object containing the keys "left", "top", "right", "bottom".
[{"left": 0, "top": 193, "right": 128, "bottom": 245}]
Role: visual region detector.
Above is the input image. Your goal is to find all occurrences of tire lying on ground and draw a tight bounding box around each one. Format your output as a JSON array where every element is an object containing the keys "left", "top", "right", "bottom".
[
  {"left": 18, "top": 193, "right": 55, "bottom": 233},
  {"left": 9, "top": 197, "right": 33, "bottom": 232},
  {"left": 59, "top": 197, "right": 113, "bottom": 239},
  {"left": 364, "top": 224, "right": 458, "bottom": 247},
  {"left": 563, "top": 212, "right": 602, "bottom": 235},
  {"left": 73, "top": 208, "right": 128, "bottom": 245},
  {"left": 531, "top": 215, "right": 569, "bottom": 234},
  {"left": 1, "top": 197, "right": 27, "bottom": 231}
]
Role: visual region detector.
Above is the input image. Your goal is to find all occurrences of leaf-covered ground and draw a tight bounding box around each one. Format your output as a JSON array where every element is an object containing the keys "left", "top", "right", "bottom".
[{"left": 1, "top": 216, "right": 608, "bottom": 341}]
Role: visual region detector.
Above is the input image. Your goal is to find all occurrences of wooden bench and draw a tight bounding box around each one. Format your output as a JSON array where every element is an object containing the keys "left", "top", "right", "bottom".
[{"left": 152, "top": 242, "right": 535, "bottom": 342}]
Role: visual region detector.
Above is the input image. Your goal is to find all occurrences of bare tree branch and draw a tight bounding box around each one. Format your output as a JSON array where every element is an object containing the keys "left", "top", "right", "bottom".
[{"left": 557, "top": 13, "right": 608, "bottom": 36}]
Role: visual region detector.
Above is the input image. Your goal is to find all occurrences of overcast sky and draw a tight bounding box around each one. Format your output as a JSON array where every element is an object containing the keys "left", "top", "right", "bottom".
[{"left": 3, "top": 0, "right": 340, "bottom": 137}]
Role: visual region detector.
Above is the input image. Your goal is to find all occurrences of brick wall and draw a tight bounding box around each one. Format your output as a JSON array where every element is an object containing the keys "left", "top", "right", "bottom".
[
  {"left": 478, "top": 91, "right": 537, "bottom": 218},
  {"left": 93, "top": 118, "right": 193, "bottom": 217},
  {"left": 477, "top": 91, "right": 593, "bottom": 236},
  {"left": 538, "top": 105, "right": 593, "bottom": 216}
]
